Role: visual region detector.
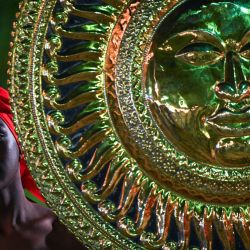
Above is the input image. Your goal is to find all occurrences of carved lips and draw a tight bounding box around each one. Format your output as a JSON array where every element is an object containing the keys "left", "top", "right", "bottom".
[{"left": 206, "top": 108, "right": 250, "bottom": 137}]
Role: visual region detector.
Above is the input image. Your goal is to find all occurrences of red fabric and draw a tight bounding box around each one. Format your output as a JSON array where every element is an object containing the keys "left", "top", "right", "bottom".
[{"left": 0, "top": 87, "right": 45, "bottom": 202}]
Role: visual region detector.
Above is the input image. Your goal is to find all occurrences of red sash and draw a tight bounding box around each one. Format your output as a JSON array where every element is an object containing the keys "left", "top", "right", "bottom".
[{"left": 0, "top": 87, "right": 45, "bottom": 203}]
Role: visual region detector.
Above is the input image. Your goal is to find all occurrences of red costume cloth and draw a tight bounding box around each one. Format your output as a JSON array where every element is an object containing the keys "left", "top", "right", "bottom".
[{"left": 0, "top": 87, "right": 45, "bottom": 202}]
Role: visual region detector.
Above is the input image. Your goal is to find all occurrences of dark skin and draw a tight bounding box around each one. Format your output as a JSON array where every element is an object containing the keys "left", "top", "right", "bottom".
[{"left": 0, "top": 118, "right": 86, "bottom": 250}]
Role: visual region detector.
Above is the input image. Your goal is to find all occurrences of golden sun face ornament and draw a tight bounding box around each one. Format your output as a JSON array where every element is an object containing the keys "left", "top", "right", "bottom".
[{"left": 8, "top": 0, "right": 250, "bottom": 249}]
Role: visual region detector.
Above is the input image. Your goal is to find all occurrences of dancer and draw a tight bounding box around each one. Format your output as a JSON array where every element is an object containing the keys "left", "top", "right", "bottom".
[{"left": 0, "top": 87, "right": 85, "bottom": 250}]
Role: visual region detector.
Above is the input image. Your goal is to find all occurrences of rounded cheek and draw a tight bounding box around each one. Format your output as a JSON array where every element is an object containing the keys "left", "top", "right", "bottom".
[{"left": 157, "top": 63, "right": 222, "bottom": 108}]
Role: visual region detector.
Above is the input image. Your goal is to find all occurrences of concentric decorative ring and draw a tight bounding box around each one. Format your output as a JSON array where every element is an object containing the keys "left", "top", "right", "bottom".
[{"left": 9, "top": 0, "right": 250, "bottom": 249}]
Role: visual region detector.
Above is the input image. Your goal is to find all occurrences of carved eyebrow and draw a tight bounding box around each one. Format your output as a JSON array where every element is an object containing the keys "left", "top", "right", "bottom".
[{"left": 159, "top": 30, "right": 224, "bottom": 52}]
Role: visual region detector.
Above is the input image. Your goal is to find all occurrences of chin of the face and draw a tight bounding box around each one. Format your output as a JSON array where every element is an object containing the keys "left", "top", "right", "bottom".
[
  {"left": 149, "top": 99, "right": 216, "bottom": 164},
  {"left": 148, "top": 99, "right": 250, "bottom": 168},
  {"left": 213, "top": 137, "right": 250, "bottom": 168}
]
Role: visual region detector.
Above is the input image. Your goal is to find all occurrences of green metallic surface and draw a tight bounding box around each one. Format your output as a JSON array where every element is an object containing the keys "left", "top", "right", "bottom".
[
  {"left": 147, "top": 2, "right": 250, "bottom": 167},
  {"left": 9, "top": 0, "right": 250, "bottom": 249}
]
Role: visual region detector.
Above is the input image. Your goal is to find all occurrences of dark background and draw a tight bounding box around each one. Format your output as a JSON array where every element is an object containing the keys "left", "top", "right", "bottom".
[{"left": 0, "top": 0, "right": 20, "bottom": 88}]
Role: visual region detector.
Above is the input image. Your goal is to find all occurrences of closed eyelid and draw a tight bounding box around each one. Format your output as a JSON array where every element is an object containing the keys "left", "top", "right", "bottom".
[{"left": 159, "top": 30, "right": 224, "bottom": 52}]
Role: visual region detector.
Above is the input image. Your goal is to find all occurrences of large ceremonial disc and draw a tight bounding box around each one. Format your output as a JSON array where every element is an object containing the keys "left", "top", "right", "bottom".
[{"left": 9, "top": 0, "right": 250, "bottom": 249}]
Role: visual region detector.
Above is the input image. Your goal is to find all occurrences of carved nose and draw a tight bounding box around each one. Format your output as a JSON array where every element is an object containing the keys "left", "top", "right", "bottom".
[
  {"left": 216, "top": 81, "right": 250, "bottom": 102},
  {"left": 215, "top": 51, "right": 250, "bottom": 102}
]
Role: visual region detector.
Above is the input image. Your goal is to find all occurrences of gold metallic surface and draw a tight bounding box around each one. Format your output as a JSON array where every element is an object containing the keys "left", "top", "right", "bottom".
[
  {"left": 56, "top": 129, "right": 112, "bottom": 158},
  {"left": 44, "top": 90, "right": 102, "bottom": 110},
  {"left": 48, "top": 110, "right": 107, "bottom": 135},
  {"left": 55, "top": 52, "right": 102, "bottom": 62},
  {"left": 62, "top": 1, "right": 115, "bottom": 25},
  {"left": 8, "top": 0, "right": 250, "bottom": 249},
  {"left": 55, "top": 27, "right": 106, "bottom": 41},
  {"left": 43, "top": 70, "right": 100, "bottom": 86}
]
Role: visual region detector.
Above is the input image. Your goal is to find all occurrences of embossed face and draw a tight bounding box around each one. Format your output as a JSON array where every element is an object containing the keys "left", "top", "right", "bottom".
[{"left": 147, "top": 2, "right": 250, "bottom": 167}]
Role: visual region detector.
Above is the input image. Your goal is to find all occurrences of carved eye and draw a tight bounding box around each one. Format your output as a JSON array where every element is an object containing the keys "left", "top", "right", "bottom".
[
  {"left": 175, "top": 43, "right": 223, "bottom": 66},
  {"left": 240, "top": 42, "right": 250, "bottom": 60}
]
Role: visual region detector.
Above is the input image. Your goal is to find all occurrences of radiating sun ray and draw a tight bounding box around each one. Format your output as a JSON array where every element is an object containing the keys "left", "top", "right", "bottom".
[
  {"left": 44, "top": 84, "right": 102, "bottom": 110},
  {"left": 61, "top": 1, "right": 116, "bottom": 24},
  {"left": 40, "top": 0, "right": 250, "bottom": 248}
]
